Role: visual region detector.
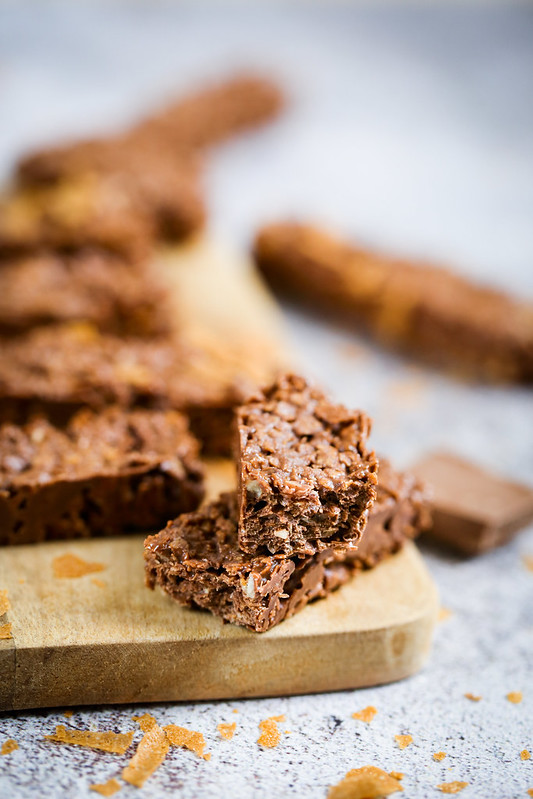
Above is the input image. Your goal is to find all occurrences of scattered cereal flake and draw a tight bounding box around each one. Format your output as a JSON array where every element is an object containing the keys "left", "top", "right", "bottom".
[
  {"left": 217, "top": 722, "right": 236, "bottom": 740},
  {"left": 527, "top": 790, "right": 533, "bottom": 797},
  {"left": 0, "top": 623, "right": 12, "bottom": 639},
  {"left": 507, "top": 692, "right": 523, "bottom": 704},
  {"left": 53, "top": 553, "right": 105, "bottom": 579},
  {"left": 437, "top": 782, "right": 468, "bottom": 794},
  {"left": 90, "top": 778, "right": 122, "bottom": 797},
  {"left": 395, "top": 735, "right": 413, "bottom": 750},
  {"left": 45, "top": 725, "right": 134, "bottom": 755},
  {"left": 521, "top": 750, "right": 531, "bottom": 761},
  {"left": 63, "top": 710, "right": 74, "bottom": 718},
  {"left": 433, "top": 752, "right": 447, "bottom": 761},
  {"left": 352, "top": 706, "right": 377, "bottom": 723},
  {"left": 464, "top": 693, "right": 481, "bottom": 702},
  {"left": 18, "top": 578, "right": 25, "bottom": 584},
  {"left": 0, "top": 589, "right": 10, "bottom": 615},
  {"left": 164, "top": 725, "right": 210, "bottom": 760},
  {"left": 522, "top": 555, "right": 533, "bottom": 572},
  {"left": 132, "top": 714, "right": 158, "bottom": 732},
  {"left": 438, "top": 607, "right": 452, "bottom": 622},
  {"left": 232, "top": 709, "right": 239, "bottom": 714},
  {"left": 328, "top": 766, "right": 403, "bottom": 798},
  {"left": 1, "top": 739, "right": 18, "bottom": 756},
  {"left": 122, "top": 724, "right": 169, "bottom": 788},
  {"left": 389, "top": 772, "right": 404, "bottom": 781},
  {"left": 257, "top": 715, "right": 285, "bottom": 748},
  {"left": 91, "top": 578, "right": 107, "bottom": 589}
]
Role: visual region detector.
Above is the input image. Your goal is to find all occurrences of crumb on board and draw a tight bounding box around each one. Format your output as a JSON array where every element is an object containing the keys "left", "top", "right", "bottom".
[
  {"left": 90, "top": 778, "right": 122, "bottom": 797},
  {"left": 328, "top": 766, "right": 403, "bottom": 798},
  {"left": 521, "top": 750, "right": 531, "bottom": 760},
  {"left": 257, "top": 715, "right": 285, "bottom": 748},
  {"left": 232, "top": 709, "right": 239, "bottom": 714},
  {"left": 506, "top": 691, "right": 523, "bottom": 704},
  {"left": 91, "top": 578, "right": 107, "bottom": 589},
  {"left": 464, "top": 693, "right": 481, "bottom": 702},
  {"left": 527, "top": 790, "right": 533, "bottom": 797},
  {"left": 44, "top": 725, "right": 134, "bottom": 755},
  {"left": 1, "top": 739, "right": 18, "bottom": 756},
  {"left": 433, "top": 752, "right": 446, "bottom": 761},
  {"left": 122, "top": 724, "right": 169, "bottom": 788},
  {"left": 394, "top": 735, "right": 413, "bottom": 750},
  {"left": 217, "top": 722, "right": 236, "bottom": 740},
  {"left": 132, "top": 714, "right": 158, "bottom": 733},
  {"left": 438, "top": 607, "right": 452, "bottom": 622},
  {"left": 0, "top": 623, "right": 13, "bottom": 639},
  {"left": 18, "top": 578, "right": 25, "bottom": 584},
  {"left": 522, "top": 555, "right": 533, "bottom": 572},
  {"left": 0, "top": 589, "right": 10, "bottom": 615},
  {"left": 437, "top": 782, "right": 469, "bottom": 794},
  {"left": 63, "top": 710, "right": 74, "bottom": 718},
  {"left": 164, "top": 725, "right": 210, "bottom": 760},
  {"left": 52, "top": 553, "right": 105, "bottom": 579},
  {"left": 352, "top": 706, "right": 377, "bottom": 723},
  {"left": 389, "top": 772, "right": 404, "bottom": 781}
]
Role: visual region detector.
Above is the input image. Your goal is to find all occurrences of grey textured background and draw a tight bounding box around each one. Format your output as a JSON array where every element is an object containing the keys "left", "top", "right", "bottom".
[{"left": 0, "top": 3, "right": 532, "bottom": 797}]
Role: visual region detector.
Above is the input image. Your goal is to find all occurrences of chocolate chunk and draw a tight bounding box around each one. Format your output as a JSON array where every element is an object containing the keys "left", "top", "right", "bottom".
[
  {"left": 144, "top": 460, "right": 429, "bottom": 633},
  {"left": 235, "top": 374, "right": 378, "bottom": 555},
  {"left": 0, "top": 408, "right": 204, "bottom": 545},
  {"left": 253, "top": 222, "right": 533, "bottom": 383},
  {"left": 412, "top": 452, "right": 533, "bottom": 555}
]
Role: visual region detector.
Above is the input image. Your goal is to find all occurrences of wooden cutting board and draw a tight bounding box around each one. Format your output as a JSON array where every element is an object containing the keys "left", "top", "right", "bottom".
[{"left": 0, "top": 238, "right": 438, "bottom": 710}]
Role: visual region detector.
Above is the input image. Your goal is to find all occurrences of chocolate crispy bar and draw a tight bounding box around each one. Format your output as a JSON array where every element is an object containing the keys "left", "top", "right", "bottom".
[
  {"left": 254, "top": 222, "right": 533, "bottom": 383},
  {"left": 0, "top": 407, "right": 204, "bottom": 546},
  {"left": 236, "top": 374, "right": 377, "bottom": 555},
  {"left": 0, "top": 250, "right": 168, "bottom": 337},
  {"left": 144, "top": 460, "right": 429, "bottom": 633},
  {"left": 0, "top": 323, "right": 246, "bottom": 455},
  {"left": 16, "top": 75, "right": 284, "bottom": 186}
]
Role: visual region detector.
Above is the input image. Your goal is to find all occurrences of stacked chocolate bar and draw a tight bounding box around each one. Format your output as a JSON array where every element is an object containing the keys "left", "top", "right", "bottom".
[{"left": 145, "top": 374, "right": 430, "bottom": 632}]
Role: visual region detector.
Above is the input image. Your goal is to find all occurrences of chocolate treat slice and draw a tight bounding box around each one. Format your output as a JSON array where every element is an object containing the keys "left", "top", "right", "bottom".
[
  {"left": 145, "top": 459, "right": 428, "bottom": 633},
  {"left": 0, "top": 250, "right": 168, "bottom": 337},
  {"left": 254, "top": 222, "right": 533, "bottom": 383},
  {"left": 16, "top": 74, "right": 283, "bottom": 186},
  {"left": 0, "top": 155, "right": 204, "bottom": 260},
  {"left": 0, "top": 323, "right": 246, "bottom": 455},
  {"left": 0, "top": 407, "right": 204, "bottom": 546},
  {"left": 412, "top": 452, "right": 533, "bottom": 555},
  {"left": 235, "top": 374, "right": 378, "bottom": 555}
]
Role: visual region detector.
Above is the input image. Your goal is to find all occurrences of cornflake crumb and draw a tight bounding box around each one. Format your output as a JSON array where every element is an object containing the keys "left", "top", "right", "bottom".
[
  {"left": 132, "top": 714, "right": 158, "bottom": 732},
  {"left": 0, "top": 623, "right": 12, "bottom": 639},
  {"left": 164, "top": 725, "right": 210, "bottom": 760},
  {"left": 18, "top": 578, "right": 25, "bottom": 584},
  {"left": 507, "top": 692, "right": 523, "bottom": 704},
  {"left": 0, "top": 589, "right": 10, "bottom": 615},
  {"left": 91, "top": 578, "right": 107, "bottom": 589},
  {"left": 389, "top": 772, "right": 404, "bottom": 781},
  {"left": 527, "top": 790, "right": 533, "bottom": 797},
  {"left": 257, "top": 715, "right": 285, "bottom": 748},
  {"left": 63, "top": 710, "right": 74, "bottom": 718},
  {"left": 1, "top": 739, "right": 18, "bottom": 756},
  {"left": 395, "top": 735, "right": 413, "bottom": 750},
  {"left": 522, "top": 555, "right": 533, "bottom": 572},
  {"left": 352, "top": 706, "right": 377, "bottom": 723},
  {"left": 464, "top": 693, "right": 481, "bottom": 702},
  {"left": 232, "top": 709, "right": 239, "bottom": 714},
  {"left": 328, "top": 766, "right": 403, "bottom": 798},
  {"left": 217, "top": 723, "right": 236, "bottom": 741},
  {"left": 433, "top": 752, "right": 446, "bottom": 761},
  {"left": 437, "top": 782, "right": 468, "bottom": 794},
  {"left": 438, "top": 607, "right": 452, "bottom": 622},
  {"left": 53, "top": 553, "right": 105, "bottom": 579},
  {"left": 90, "top": 778, "right": 122, "bottom": 797},
  {"left": 521, "top": 750, "right": 531, "bottom": 760},
  {"left": 45, "top": 725, "right": 134, "bottom": 755},
  {"left": 122, "top": 724, "right": 169, "bottom": 788}
]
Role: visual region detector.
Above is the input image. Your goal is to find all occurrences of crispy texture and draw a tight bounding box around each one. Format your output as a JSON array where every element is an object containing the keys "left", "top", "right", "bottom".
[
  {"left": 17, "top": 74, "right": 284, "bottom": 185},
  {"left": 145, "top": 459, "right": 429, "bottom": 632},
  {"left": 254, "top": 222, "right": 533, "bottom": 383},
  {"left": 45, "top": 725, "right": 134, "bottom": 755},
  {"left": 236, "top": 374, "right": 377, "bottom": 555},
  {"left": 163, "top": 725, "right": 210, "bottom": 760},
  {"left": 0, "top": 323, "right": 246, "bottom": 455},
  {"left": 1, "top": 739, "right": 18, "bottom": 755},
  {"left": 0, "top": 250, "right": 168, "bottom": 338},
  {"left": 257, "top": 716, "right": 285, "bottom": 748},
  {"left": 89, "top": 779, "right": 121, "bottom": 797},
  {"left": 0, "top": 589, "right": 10, "bottom": 615},
  {"left": 328, "top": 767, "right": 403, "bottom": 798},
  {"left": 0, "top": 407, "right": 204, "bottom": 545},
  {"left": 122, "top": 723, "right": 169, "bottom": 788},
  {"left": 394, "top": 734, "right": 413, "bottom": 750}
]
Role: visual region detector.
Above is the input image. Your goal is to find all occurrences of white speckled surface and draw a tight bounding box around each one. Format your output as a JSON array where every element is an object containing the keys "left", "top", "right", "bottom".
[{"left": 0, "top": 3, "right": 532, "bottom": 797}]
